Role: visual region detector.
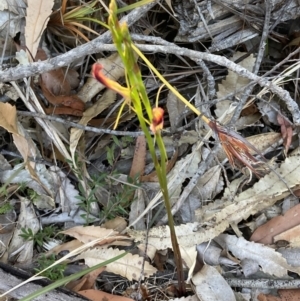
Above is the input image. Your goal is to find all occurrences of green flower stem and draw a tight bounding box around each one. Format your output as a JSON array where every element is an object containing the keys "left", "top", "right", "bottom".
[{"left": 107, "top": 0, "right": 186, "bottom": 295}]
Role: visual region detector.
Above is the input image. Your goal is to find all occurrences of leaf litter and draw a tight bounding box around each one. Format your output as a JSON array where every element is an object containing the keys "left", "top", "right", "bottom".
[{"left": 1, "top": 1, "right": 300, "bottom": 301}]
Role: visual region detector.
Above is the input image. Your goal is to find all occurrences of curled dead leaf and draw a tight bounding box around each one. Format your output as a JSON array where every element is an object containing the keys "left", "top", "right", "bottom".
[{"left": 277, "top": 113, "right": 293, "bottom": 155}]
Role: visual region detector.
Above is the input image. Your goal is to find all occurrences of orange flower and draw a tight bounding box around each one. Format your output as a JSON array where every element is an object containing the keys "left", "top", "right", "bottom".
[
  {"left": 150, "top": 107, "right": 164, "bottom": 134},
  {"left": 92, "top": 63, "right": 130, "bottom": 99},
  {"left": 209, "top": 120, "right": 266, "bottom": 177}
]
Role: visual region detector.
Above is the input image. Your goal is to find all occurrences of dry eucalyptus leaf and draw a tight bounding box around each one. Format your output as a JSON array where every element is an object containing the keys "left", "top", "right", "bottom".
[
  {"left": 166, "top": 89, "right": 186, "bottom": 132},
  {"left": 235, "top": 113, "right": 261, "bottom": 129},
  {"left": 75, "top": 247, "right": 157, "bottom": 281},
  {"left": 129, "top": 189, "right": 147, "bottom": 230},
  {"left": 79, "top": 289, "right": 135, "bottom": 301},
  {"left": 180, "top": 246, "right": 197, "bottom": 269},
  {"left": 0, "top": 103, "right": 42, "bottom": 173},
  {"left": 257, "top": 100, "right": 280, "bottom": 125},
  {"left": 240, "top": 258, "right": 260, "bottom": 277},
  {"left": 251, "top": 203, "right": 300, "bottom": 245},
  {"left": 49, "top": 166, "right": 80, "bottom": 213},
  {"left": 196, "top": 242, "right": 222, "bottom": 266},
  {"left": 61, "top": 226, "right": 120, "bottom": 244},
  {"left": 129, "top": 135, "right": 146, "bottom": 179},
  {"left": 277, "top": 248, "right": 300, "bottom": 268},
  {"left": 274, "top": 224, "right": 300, "bottom": 247},
  {"left": 0, "top": 208, "right": 16, "bottom": 258},
  {"left": 66, "top": 266, "right": 105, "bottom": 292},
  {"left": 0, "top": 11, "right": 22, "bottom": 40},
  {"left": 8, "top": 198, "right": 40, "bottom": 265},
  {"left": 78, "top": 53, "right": 125, "bottom": 102},
  {"left": 192, "top": 265, "right": 236, "bottom": 301},
  {"left": 215, "top": 234, "right": 300, "bottom": 277},
  {"left": 179, "top": 165, "right": 223, "bottom": 223},
  {"left": 101, "top": 217, "right": 127, "bottom": 232},
  {"left": 0, "top": 103, "right": 18, "bottom": 134},
  {"left": 46, "top": 239, "right": 83, "bottom": 256},
  {"left": 25, "top": 0, "right": 54, "bottom": 59},
  {"left": 277, "top": 113, "right": 293, "bottom": 155},
  {"left": 258, "top": 289, "right": 300, "bottom": 301}
]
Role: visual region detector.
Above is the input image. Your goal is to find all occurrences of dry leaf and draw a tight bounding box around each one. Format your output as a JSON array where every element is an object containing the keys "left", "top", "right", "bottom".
[
  {"left": 46, "top": 239, "right": 83, "bottom": 256},
  {"left": 258, "top": 289, "right": 300, "bottom": 301},
  {"left": 251, "top": 203, "right": 300, "bottom": 245},
  {"left": 166, "top": 90, "right": 186, "bottom": 132},
  {"left": 8, "top": 198, "right": 39, "bottom": 265},
  {"left": 75, "top": 247, "right": 157, "bottom": 280},
  {"left": 180, "top": 246, "right": 197, "bottom": 269},
  {"left": 0, "top": 103, "right": 18, "bottom": 134},
  {"left": 0, "top": 103, "right": 38, "bottom": 170},
  {"left": 277, "top": 113, "right": 293, "bottom": 155},
  {"left": 215, "top": 234, "right": 300, "bottom": 277},
  {"left": 0, "top": 208, "right": 16, "bottom": 259},
  {"left": 128, "top": 188, "right": 147, "bottom": 230},
  {"left": 66, "top": 267, "right": 105, "bottom": 292},
  {"left": 179, "top": 165, "right": 223, "bottom": 223},
  {"left": 129, "top": 136, "right": 146, "bottom": 180},
  {"left": 25, "top": 0, "right": 54, "bottom": 59},
  {"left": 61, "top": 226, "right": 120, "bottom": 244},
  {"left": 79, "top": 289, "right": 135, "bottom": 301},
  {"left": 101, "top": 217, "right": 127, "bottom": 232},
  {"left": 36, "top": 48, "right": 85, "bottom": 116},
  {"left": 257, "top": 100, "right": 280, "bottom": 125},
  {"left": 274, "top": 224, "right": 300, "bottom": 247},
  {"left": 191, "top": 265, "right": 235, "bottom": 301},
  {"left": 78, "top": 53, "right": 125, "bottom": 102}
]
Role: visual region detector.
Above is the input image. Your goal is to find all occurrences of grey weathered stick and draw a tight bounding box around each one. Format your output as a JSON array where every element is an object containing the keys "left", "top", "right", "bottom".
[
  {"left": 225, "top": 277, "right": 300, "bottom": 289},
  {"left": 2, "top": 42, "right": 300, "bottom": 124},
  {"left": 0, "top": 0, "right": 159, "bottom": 81},
  {"left": 134, "top": 44, "right": 300, "bottom": 125},
  {"left": 17, "top": 111, "right": 144, "bottom": 137}
]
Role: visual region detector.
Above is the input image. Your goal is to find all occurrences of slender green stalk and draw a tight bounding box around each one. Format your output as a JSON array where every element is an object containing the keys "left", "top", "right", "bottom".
[
  {"left": 102, "top": 0, "right": 186, "bottom": 295},
  {"left": 19, "top": 252, "right": 127, "bottom": 301}
]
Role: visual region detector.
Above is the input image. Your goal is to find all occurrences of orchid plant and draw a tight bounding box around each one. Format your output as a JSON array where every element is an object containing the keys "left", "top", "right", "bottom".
[{"left": 91, "top": 0, "right": 266, "bottom": 295}]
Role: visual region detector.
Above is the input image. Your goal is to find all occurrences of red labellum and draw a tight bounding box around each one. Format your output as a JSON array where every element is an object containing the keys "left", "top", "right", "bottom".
[{"left": 91, "top": 63, "right": 130, "bottom": 99}]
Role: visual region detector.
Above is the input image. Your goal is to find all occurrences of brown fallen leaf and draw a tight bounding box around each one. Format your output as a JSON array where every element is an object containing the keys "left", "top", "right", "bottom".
[
  {"left": 250, "top": 203, "right": 300, "bottom": 245},
  {"left": 129, "top": 135, "right": 146, "bottom": 180},
  {"left": 66, "top": 266, "right": 105, "bottom": 292},
  {"left": 75, "top": 247, "right": 157, "bottom": 280},
  {"left": 101, "top": 216, "right": 127, "bottom": 232},
  {"left": 61, "top": 226, "right": 119, "bottom": 244},
  {"left": 258, "top": 289, "right": 300, "bottom": 301},
  {"left": 35, "top": 48, "right": 85, "bottom": 116},
  {"left": 277, "top": 113, "right": 293, "bottom": 155},
  {"left": 45, "top": 239, "right": 83, "bottom": 256},
  {"left": 274, "top": 224, "right": 300, "bottom": 247},
  {"left": 79, "top": 289, "right": 135, "bottom": 301}
]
